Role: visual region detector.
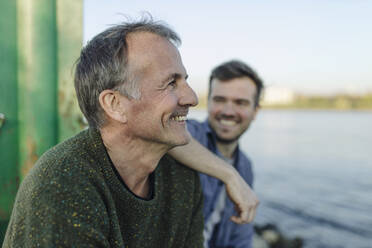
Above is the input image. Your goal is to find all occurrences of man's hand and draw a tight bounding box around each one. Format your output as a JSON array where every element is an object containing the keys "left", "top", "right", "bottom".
[{"left": 225, "top": 170, "right": 259, "bottom": 224}]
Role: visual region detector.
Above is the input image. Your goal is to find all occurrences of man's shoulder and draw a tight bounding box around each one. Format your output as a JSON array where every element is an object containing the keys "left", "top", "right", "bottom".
[
  {"left": 6, "top": 130, "right": 112, "bottom": 248},
  {"left": 235, "top": 149, "right": 254, "bottom": 186},
  {"left": 13, "top": 130, "right": 109, "bottom": 221},
  {"left": 236, "top": 148, "right": 252, "bottom": 167},
  {"left": 186, "top": 118, "right": 203, "bottom": 126},
  {"left": 36, "top": 129, "right": 99, "bottom": 168},
  {"left": 186, "top": 119, "right": 205, "bottom": 132},
  {"left": 21, "top": 129, "right": 104, "bottom": 196},
  {"left": 187, "top": 119, "right": 210, "bottom": 145},
  {"left": 38, "top": 128, "right": 91, "bottom": 162}
]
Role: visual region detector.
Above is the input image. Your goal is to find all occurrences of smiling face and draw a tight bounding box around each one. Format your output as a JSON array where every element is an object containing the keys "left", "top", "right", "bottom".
[
  {"left": 207, "top": 77, "right": 258, "bottom": 144},
  {"left": 124, "top": 32, "right": 198, "bottom": 148}
]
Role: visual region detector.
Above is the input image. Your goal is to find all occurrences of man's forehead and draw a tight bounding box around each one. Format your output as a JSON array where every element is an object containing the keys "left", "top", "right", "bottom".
[
  {"left": 126, "top": 31, "right": 185, "bottom": 80},
  {"left": 127, "top": 32, "right": 165, "bottom": 52},
  {"left": 127, "top": 32, "right": 176, "bottom": 61}
]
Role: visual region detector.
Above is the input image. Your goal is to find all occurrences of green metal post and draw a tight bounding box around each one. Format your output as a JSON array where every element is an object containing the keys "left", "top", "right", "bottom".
[
  {"left": 0, "top": 0, "right": 83, "bottom": 242},
  {"left": 0, "top": 0, "right": 19, "bottom": 240},
  {"left": 17, "top": 0, "right": 58, "bottom": 178},
  {"left": 56, "top": 0, "right": 84, "bottom": 142}
]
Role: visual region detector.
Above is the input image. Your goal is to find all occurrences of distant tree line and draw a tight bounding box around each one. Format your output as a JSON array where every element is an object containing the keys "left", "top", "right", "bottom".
[{"left": 263, "top": 93, "right": 372, "bottom": 110}]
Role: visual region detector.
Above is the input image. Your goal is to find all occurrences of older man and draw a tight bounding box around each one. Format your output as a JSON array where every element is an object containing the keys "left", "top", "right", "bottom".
[{"left": 3, "top": 18, "right": 258, "bottom": 247}]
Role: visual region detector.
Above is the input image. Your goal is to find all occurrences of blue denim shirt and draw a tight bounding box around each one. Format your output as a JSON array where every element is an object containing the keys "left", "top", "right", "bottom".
[{"left": 187, "top": 119, "right": 254, "bottom": 248}]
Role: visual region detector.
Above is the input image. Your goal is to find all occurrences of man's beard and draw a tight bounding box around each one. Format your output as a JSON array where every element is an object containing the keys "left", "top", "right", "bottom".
[{"left": 215, "top": 133, "right": 242, "bottom": 144}]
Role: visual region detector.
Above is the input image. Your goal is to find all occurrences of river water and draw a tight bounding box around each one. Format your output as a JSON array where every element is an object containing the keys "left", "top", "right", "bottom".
[{"left": 188, "top": 109, "right": 372, "bottom": 248}]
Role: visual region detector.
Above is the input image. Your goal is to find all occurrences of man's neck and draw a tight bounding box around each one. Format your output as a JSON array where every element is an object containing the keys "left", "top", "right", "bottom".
[
  {"left": 216, "top": 141, "right": 238, "bottom": 160},
  {"left": 100, "top": 126, "right": 169, "bottom": 198}
]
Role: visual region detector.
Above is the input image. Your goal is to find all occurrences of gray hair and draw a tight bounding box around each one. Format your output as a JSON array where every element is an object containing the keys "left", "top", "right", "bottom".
[{"left": 74, "top": 15, "right": 181, "bottom": 128}]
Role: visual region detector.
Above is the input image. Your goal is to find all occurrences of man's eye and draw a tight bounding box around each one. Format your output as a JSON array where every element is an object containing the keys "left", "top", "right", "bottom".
[
  {"left": 213, "top": 97, "right": 225, "bottom": 103},
  {"left": 236, "top": 100, "right": 250, "bottom": 106},
  {"left": 168, "top": 80, "right": 176, "bottom": 87}
]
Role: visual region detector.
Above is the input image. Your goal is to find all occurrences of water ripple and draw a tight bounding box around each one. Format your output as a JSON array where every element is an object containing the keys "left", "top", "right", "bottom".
[{"left": 266, "top": 201, "right": 372, "bottom": 238}]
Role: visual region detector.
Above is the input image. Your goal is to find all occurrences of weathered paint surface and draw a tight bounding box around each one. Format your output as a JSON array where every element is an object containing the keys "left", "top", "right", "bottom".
[
  {"left": 57, "top": 0, "right": 84, "bottom": 141},
  {"left": 17, "top": 0, "right": 58, "bottom": 179},
  {"left": 0, "top": 0, "right": 83, "bottom": 242},
  {"left": 0, "top": 0, "right": 19, "bottom": 225},
  {"left": 0, "top": 0, "right": 18, "bottom": 241}
]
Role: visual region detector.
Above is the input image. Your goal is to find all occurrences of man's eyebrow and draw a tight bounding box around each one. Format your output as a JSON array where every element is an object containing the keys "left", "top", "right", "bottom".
[
  {"left": 213, "top": 95, "right": 225, "bottom": 99},
  {"left": 161, "top": 73, "right": 188, "bottom": 84},
  {"left": 236, "top": 98, "right": 251, "bottom": 102}
]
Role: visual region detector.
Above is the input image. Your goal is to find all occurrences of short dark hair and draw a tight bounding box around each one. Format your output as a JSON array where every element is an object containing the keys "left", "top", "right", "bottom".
[
  {"left": 74, "top": 15, "right": 181, "bottom": 128},
  {"left": 208, "top": 60, "right": 264, "bottom": 108}
]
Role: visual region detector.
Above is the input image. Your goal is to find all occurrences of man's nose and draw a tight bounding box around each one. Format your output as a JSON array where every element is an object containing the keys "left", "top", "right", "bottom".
[
  {"left": 221, "top": 101, "right": 236, "bottom": 115},
  {"left": 179, "top": 82, "right": 198, "bottom": 107}
]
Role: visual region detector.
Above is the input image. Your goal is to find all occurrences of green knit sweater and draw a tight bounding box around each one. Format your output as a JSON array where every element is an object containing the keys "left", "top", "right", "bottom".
[{"left": 3, "top": 129, "right": 204, "bottom": 248}]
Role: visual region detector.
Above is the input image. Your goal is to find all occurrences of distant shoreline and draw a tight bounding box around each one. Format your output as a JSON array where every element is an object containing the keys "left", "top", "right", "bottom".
[
  {"left": 260, "top": 106, "right": 372, "bottom": 111},
  {"left": 195, "top": 93, "right": 372, "bottom": 111},
  {"left": 193, "top": 105, "right": 372, "bottom": 111}
]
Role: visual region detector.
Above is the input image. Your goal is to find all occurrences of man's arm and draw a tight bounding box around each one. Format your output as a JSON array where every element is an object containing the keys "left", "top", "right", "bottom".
[{"left": 168, "top": 135, "right": 259, "bottom": 224}]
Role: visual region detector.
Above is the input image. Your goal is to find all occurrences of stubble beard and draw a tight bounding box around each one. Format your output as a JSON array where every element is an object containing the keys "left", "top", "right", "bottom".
[
  {"left": 215, "top": 132, "right": 242, "bottom": 144},
  {"left": 213, "top": 123, "right": 251, "bottom": 145}
]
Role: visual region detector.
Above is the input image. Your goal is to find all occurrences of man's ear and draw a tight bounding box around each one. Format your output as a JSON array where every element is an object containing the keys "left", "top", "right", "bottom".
[{"left": 99, "top": 90, "right": 128, "bottom": 124}]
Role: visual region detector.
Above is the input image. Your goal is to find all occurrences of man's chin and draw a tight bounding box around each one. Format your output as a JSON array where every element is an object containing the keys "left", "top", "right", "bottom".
[
  {"left": 215, "top": 135, "right": 239, "bottom": 144},
  {"left": 170, "top": 134, "right": 190, "bottom": 148},
  {"left": 177, "top": 138, "right": 190, "bottom": 146}
]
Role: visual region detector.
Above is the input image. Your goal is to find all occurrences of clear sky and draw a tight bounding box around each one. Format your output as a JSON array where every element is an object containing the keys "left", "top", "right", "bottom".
[{"left": 84, "top": 0, "right": 372, "bottom": 95}]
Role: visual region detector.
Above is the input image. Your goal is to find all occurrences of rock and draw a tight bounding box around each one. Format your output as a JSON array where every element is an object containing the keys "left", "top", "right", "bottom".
[
  {"left": 262, "top": 229, "right": 280, "bottom": 245},
  {"left": 253, "top": 233, "right": 270, "bottom": 248},
  {"left": 254, "top": 224, "right": 304, "bottom": 248}
]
